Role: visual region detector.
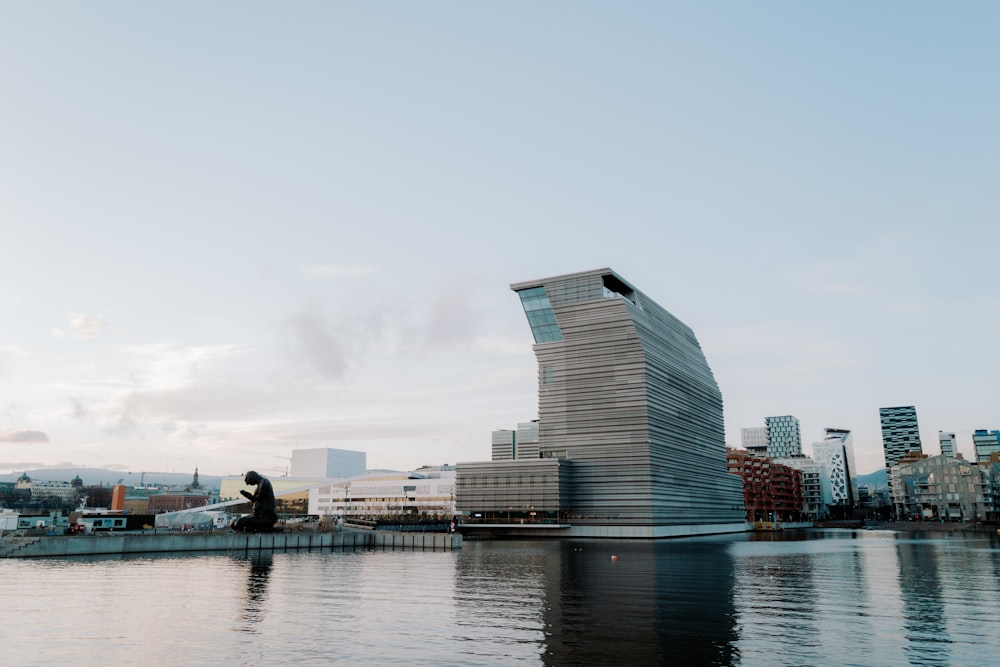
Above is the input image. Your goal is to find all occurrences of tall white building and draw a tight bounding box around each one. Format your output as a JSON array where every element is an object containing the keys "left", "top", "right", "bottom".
[{"left": 812, "top": 428, "right": 857, "bottom": 510}]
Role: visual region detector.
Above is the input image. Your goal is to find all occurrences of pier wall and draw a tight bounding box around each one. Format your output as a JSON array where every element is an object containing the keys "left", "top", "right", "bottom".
[{"left": 1, "top": 530, "right": 462, "bottom": 558}]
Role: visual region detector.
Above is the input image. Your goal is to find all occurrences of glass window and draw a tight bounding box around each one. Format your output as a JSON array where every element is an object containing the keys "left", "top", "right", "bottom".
[{"left": 518, "top": 287, "right": 563, "bottom": 343}]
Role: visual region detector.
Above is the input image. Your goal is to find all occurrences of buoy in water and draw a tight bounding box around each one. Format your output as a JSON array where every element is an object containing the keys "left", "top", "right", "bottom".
[{"left": 611, "top": 555, "right": 618, "bottom": 562}]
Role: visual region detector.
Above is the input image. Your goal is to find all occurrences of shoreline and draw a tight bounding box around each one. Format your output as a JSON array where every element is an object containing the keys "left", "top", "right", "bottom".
[{"left": 818, "top": 520, "right": 998, "bottom": 533}]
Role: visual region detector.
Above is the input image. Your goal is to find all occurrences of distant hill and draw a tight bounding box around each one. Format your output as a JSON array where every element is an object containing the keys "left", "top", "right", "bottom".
[
  {"left": 855, "top": 468, "right": 887, "bottom": 489},
  {"left": 0, "top": 468, "right": 225, "bottom": 489}
]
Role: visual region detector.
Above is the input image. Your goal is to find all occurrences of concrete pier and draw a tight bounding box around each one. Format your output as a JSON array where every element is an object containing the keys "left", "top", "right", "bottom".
[{"left": 0, "top": 530, "right": 462, "bottom": 559}]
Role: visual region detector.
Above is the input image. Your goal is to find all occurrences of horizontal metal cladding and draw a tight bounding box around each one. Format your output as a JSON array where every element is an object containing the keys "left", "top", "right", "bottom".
[
  {"left": 528, "top": 269, "right": 744, "bottom": 527},
  {"left": 455, "top": 459, "right": 570, "bottom": 513}
]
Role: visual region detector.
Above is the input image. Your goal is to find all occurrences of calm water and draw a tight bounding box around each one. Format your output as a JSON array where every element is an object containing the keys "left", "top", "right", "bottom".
[{"left": 2, "top": 529, "right": 999, "bottom": 666}]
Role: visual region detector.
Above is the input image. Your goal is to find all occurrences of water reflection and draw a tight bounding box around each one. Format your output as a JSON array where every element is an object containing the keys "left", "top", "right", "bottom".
[
  {"left": 895, "top": 536, "right": 950, "bottom": 666},
  {"left": 240, "top": 554, "right": 273, "bottom": 631},
  {"left": 456, "top": 539, "right": 740, "bottom": 666}
]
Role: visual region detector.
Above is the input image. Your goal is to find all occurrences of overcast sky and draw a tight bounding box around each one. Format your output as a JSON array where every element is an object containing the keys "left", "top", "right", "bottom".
[{"left": 2, "top": 3, "right": 997, "bottom": 479}]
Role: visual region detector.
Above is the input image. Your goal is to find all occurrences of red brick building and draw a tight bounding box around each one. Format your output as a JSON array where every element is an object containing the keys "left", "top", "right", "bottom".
[
  {"left": 727, "top": 449, "right": 805, "bottom": 522},
  {"left": 147, "top": 492, "right": 211, "bottom": 513}
]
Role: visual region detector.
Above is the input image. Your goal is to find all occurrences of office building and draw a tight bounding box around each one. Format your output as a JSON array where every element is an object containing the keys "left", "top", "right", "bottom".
[
  {"left": 879, "top": 405, "right": 922, "bottom": 471},
  {"left": 766, "top": 415, "right": 802, "bottom": 458},
  {"left": 492, "top": 421, "right": 540, "bottom": 461},
  {"left": 812, "top": 428, "right": 857, "bottom": 512},
  {"left": 456, "top": 268, "right": 746, "bottom": 538},
  {"left": 972, "top": 429, "right": 1000, "bottom": 463},
  {"left": 939, "top": 431, "right": 957, "bottom": 458},
  {"left": 741, "top": 426, "right": 768, "bottom": 456}
]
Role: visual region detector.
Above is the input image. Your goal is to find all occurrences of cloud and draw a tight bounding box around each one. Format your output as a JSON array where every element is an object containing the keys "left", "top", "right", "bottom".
[
  {"left": 51, "top": 313, "right": 105, "bottom": 339},
  {"left": 0, "top": 430, "right": 50, "bottom": 443},
  {"left": 304, "top": 264, "right": 381, "bottom": 278},
  {"left": 284, "top": 311, "right": 352, "bottom": 378},
  {"left": 0, "top": 345, "right": 27, "bottom": 356}
]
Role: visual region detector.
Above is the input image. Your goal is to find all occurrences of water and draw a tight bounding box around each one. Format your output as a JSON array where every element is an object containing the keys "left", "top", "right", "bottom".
[{"left": 3, "top": 529, "right": 999, "bottom": 666}]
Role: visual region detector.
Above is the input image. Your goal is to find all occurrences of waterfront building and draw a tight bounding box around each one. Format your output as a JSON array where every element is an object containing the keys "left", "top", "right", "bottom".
[
  {"left": 766, "top": 415, "right": 802, "bottom": 458},
  {"left": 772, "top": 456, "right": 823, "bottom": 519},
  {"left": 972, "top": 429, "right": 1000, "bottom": 463},
  {"left": 740, "top": 426, "right": 768, "bottom": 456},
  {"left": 939, "top": 431, "right": 957, "bottom": 458},
  {"left": 812, "top": 428, "right": 858, "bottom": 514},
  {"left": 889, "top": 450, "right": 929, "bottom": 518},
  {"left": 456, "top": 268, "right": 746, "bottom": 538},
  {"left": 987, "top": 457, "right": 1000, "bottom": 522},
  {"left": 727, "top": 450, "right": 805, "bottom": 522},
  {"left": 308, "top": 467, "right": 456, "bottom": 519},
  {"left": 879, "top": 405, "right": 922, "bottom": 470},
  {"left": 291, "top": 447, "right": 366, "bottom": 478},
  {"left": 896, "top": 454, "right": 990, "bottom": 521}
]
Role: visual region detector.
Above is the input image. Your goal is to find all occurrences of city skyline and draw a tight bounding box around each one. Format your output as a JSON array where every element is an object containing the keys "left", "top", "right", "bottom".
[{"left": 2, "top": 4, "right": 997, "bottom": 478}]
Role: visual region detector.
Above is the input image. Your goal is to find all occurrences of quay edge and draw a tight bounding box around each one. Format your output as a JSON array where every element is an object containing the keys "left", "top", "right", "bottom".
[{"left": 0, "top": 530, "right": 462, "bottom": 558}]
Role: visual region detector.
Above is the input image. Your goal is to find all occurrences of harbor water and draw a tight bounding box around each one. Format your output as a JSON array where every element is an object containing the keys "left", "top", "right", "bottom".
[{"left": 3, "top": 528, "right": 999, "bottom": 666}]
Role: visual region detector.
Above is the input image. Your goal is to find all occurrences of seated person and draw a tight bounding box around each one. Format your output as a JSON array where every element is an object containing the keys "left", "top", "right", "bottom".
[{"left": 232, "top": 470, "right": 278, "bottom": 533}]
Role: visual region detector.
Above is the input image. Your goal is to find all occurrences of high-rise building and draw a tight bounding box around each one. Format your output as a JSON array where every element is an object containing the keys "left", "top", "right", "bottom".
[
  {"left": 879, "top": 406, "right": 922, "bottom": 471},
  {"left": 812, "top": 428, "right": 857, "bottom": 511},
  {"left": 491, "top": 421, "right": 540, "bottom": 461},
  {"left": 765, "top": 415, "right": 802, "bottom": 458},
  {"left": 938, "top": 431, "right": 957, "bottom": 458},
  {"left": 456, "top": 268, "right": 746, "bottom": 538},
  {"left": 741, "top": 426, "right": 769, "bottom": 456},
  {"left": 972, "top": 429, "right": 1000, "bottom": 463}
]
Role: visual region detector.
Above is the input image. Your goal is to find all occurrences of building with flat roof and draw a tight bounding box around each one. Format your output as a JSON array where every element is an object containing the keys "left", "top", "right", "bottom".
[
  {"left": 727, "top": 450, "right": 805, "bottom": 522},
  {"left": 896, "top": 454, "right": 989, "bottom": 521},
  {"left": 291, "top": 447, "right": 366, "bottom": 478},
  {"left": 456, "top": 268, "right": 746, "bottom": 538},
  {"left": 308, "top": 467, "right": 456, "bottom": 519},
  {"left": 879, "top": 405, "right": 922, "bottom": 469},
  {"left": 740, "top": 426, "right": 768, "bottom": 456},
  {"left": 766, "top": 415, "right": 802, "bottom": 458},
  {"left": 972, "top": 429, "right": 1000, "bottom": 463},
  {"left": 939, "top": 431, "right": 957, "bottom": 458}
]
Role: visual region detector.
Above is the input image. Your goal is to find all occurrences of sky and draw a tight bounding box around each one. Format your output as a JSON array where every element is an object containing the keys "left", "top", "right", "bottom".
[{"left": 1, "top": 3, "right": 997, "bottom": 479}]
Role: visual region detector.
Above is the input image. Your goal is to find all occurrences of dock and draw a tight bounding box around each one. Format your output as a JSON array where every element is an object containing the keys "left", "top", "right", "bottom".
[{"left": 0, "top": 529, "right": 462, "bottom": 559}]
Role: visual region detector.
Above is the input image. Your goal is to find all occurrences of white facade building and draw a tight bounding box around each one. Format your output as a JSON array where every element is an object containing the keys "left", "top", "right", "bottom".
[
  {"left": 291, "top": 447, "right": 366, "bottom": 478},
  {"left": 308, "top": 467, "right": 456, "bottom": 518},
  {"left": 812, "top": 428, "right": 857, "bottom": 510},
  {"left": 740, "top": 427, "right": 769, "bottom": 456}
]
